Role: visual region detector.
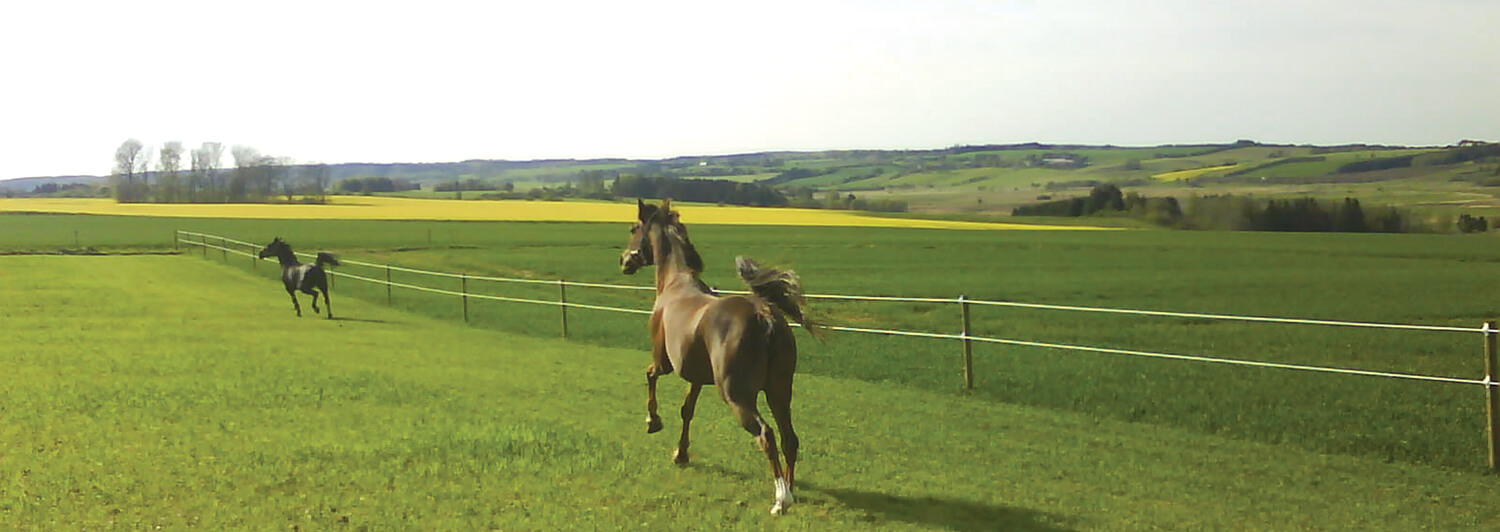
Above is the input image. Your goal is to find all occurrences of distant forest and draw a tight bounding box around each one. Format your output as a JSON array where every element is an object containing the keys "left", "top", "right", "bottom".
[{"left": 1013, "top": 184, "right": 1443, "bottom": 233}]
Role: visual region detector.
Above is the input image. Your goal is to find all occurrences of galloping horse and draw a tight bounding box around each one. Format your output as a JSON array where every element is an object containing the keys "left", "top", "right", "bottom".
[
  {"left": 619, "top": 199, "right": 819, "bottom": 515},
  {"left": 257, "top": 237, "right": 340, "bottom": 319}
]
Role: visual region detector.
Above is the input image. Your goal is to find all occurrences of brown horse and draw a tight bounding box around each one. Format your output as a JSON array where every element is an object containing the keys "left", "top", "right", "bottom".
[{"left": 619, "top": 199, "right": 819, "bottom": 515}]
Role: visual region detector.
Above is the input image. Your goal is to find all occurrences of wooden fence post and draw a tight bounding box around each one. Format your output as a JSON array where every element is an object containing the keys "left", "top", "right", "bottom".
[
  {"left": 385, "top": 266, "right": 393, "bottom": 305},
  {"left": 559, "top": 280, "right": 569, "bottom": 338},
  {"left": 200, "top": 234, "right": 207, "bottom": 257},
  {"left": 461, "top": 274, "right": 469, "bottom": 323},
  {"left": 1486, "top": 321, "right": 1499, "bottom": 472},
  {"left": 173, "top": 230, "right": 179, "bottom": 252},
  {"left": 960, "top": 295, "right": 974, "bottom": 390},
  {"left": 220, "top": 236, "right": 228, "bottom": 262}
]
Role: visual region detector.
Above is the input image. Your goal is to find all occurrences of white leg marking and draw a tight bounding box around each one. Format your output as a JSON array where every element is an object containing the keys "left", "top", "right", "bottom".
[{"left": 770, "top": 477, "right": 794, "bottom": 515}]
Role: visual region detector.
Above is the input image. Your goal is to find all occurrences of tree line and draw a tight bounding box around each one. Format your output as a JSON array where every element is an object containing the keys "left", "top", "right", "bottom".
[
  {"left": 610, "top": 175, "right": 788, "bottom": 206},
  {"left": 109, "top": 138, "right": 329, "bottom": 203},
  {"left": 1014, "top": 184, "right": 1437, "bottom": 233}
]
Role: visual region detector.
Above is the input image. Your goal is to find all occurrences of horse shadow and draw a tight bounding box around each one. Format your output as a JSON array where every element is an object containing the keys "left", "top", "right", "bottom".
[
  {"left": 688, "top": 464, "right": 1075, "bottom": 531},
  {"left": 808, "top": 483, "right": 1076, "bottom": 532}
]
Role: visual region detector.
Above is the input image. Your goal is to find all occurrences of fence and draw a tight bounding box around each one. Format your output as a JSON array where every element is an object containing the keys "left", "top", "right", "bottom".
[{"left": 175, "top": 229, "right": 1500, "bottom": 472}]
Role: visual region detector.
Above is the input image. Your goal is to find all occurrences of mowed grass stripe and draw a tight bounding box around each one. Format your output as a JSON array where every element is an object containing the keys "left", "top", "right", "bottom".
[{"left": 2, "top": 256, "right": 1496, "bottom": 530}]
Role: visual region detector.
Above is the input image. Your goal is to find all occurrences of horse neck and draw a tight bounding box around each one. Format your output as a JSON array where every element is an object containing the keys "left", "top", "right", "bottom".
[
  {"left": 649, "top": 227, "right": 702, "bottom": 294},
  {"left": 276, "top": 249, "right": 300, "bottom": 266}
]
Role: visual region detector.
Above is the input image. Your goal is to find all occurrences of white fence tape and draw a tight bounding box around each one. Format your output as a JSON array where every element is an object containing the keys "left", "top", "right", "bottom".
[{"left": 178, "top": 230, "right": 1488, "bottom": 387}]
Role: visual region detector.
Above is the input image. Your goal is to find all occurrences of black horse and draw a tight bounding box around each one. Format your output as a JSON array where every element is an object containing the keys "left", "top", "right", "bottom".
[{"left": 257, "top": 237, "right": 340, "bottom": 318}]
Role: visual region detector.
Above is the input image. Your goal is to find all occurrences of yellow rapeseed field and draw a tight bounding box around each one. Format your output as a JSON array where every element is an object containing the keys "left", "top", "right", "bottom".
[
  {"left": 1152, "top": 164, "right": 1238, "bottom": 181},
  {"left": 0, "top": 197, "right": 1114, "bottom": 230}
]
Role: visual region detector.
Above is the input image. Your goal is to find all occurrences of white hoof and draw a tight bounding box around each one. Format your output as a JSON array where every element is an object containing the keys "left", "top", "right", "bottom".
[{"left": 769, "top": 477, "right": 794, "bottom": 515}]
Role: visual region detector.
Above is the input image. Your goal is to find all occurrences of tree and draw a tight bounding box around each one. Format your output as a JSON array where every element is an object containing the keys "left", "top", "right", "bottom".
[
  {"left": 112, "top": 139, "right": 145, "bottom": 202},
  {"left": 1083, "top": 183, "right": 1125, "bottom": 213},
  {"left": 1335, "top": 197, "right": 1367, "bottom": 233},
  {"left": 1458, "top": 214, "right": 1489, "bottom": 233},
  {"left": 190, "top": 142, "right": 225, "bottom": 202},
  {"left": 157, "top": 141, "right": 184, "bottom": 202},
  {"left": 300, "top": 163, "right": 330, "bottom": 201}
]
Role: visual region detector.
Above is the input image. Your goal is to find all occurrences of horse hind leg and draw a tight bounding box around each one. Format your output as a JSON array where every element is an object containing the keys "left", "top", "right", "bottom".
[
  {"left": 727, "top": 399, "right": 792, "bottom": 515},
  {"left": 767, "top": 384, "right": 799, "bottom": 496},
  {"left": 672, "top": 383, "right": 703, "bottom": 464},
  {"left": 303, "top": 288, "right": 321, "bottom": 314}
]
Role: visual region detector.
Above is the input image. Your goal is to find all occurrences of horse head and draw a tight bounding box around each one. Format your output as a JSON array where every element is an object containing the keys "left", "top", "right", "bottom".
[
  {"left": 621, "top": 199, "right": 705, "bottom": 276},
  {"left": 258, "top": 237, "right": 288, "bottom": 260},
  {"left": 620, "top": 199, "right": 659, "bottom": 275}
]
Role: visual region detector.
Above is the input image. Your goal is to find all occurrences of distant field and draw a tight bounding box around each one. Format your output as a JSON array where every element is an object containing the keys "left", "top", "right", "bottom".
[
  {"left": 5, "top": 255, "right": 1498, "bottom": 529},
  {"left": 0, "top": 197, "right": 1110, "bottom": 231}
]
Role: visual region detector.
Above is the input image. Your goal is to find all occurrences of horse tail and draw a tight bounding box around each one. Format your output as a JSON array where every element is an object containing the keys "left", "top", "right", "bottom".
[
  {"left": 735, "top": 256, "right": 823, "bottom": 340},
  {"left": 316, "top": 252, "right": 341, "bottom": 268}
]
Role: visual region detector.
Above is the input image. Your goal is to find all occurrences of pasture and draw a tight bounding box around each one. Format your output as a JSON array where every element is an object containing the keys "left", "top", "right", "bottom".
[
  {"left": 7, "top": 211, "right": 1500, "bottom": 475},
  {"left": 3, "top": 255, "right": 1498, "bottom": 530}
]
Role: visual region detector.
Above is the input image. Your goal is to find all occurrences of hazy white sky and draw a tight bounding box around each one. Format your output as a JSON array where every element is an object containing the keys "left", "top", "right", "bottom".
[{"left": 2, "top": 0, "right": 1496, "bottom": 179}]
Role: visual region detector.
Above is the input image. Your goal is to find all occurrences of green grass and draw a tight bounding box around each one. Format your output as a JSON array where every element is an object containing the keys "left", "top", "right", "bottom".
[
  {"left": 7, "top": 214, "right": 1500, "bottom": 473},
  {"left": 4, "top": 255, "right": 1499, "bottom": 530}
]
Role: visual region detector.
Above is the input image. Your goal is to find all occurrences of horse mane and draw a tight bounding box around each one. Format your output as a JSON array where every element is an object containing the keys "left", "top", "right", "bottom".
[
  {"left": 664, "top": 219, "right": 705, "bottom": 274},
  {"left": 651, "top": 201, "right": 704, "bottom": 274}
]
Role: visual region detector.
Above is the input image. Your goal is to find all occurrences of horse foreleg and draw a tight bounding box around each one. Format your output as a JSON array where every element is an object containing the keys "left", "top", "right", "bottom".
[
  {"left": 673, "top": 383, "right": 703, "bottom": 464},
  {"left": 322, "top": 287, "right": 333, "bottom": 319},
  {"left": 645, "top": 365, "right": 665, "bottom": 434},
  {"left": 287, "top": 290, "right": 302, "bottom": 317},
  {"left": 729, "top": 400, "right": 791, "bottom": 515}
]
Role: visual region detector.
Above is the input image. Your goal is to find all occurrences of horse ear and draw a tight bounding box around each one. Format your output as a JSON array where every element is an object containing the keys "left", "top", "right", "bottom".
[
  {"left": 637, "top": 198, "right": 649, "bottom": 220},
  {"left": 661, "top": 198, "right": 673, "bottom": 213}
]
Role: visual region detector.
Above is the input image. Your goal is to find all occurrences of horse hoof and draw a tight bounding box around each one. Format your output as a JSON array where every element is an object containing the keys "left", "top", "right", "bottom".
[
  {"left": 769, "top": 477, "right": 793, "bottom": 514},
  {"left": 646, "top": 415, "right": 663, "bottom": 434},
  {"left": 672, "top": 449, "right": 689, "bottom": 464}
]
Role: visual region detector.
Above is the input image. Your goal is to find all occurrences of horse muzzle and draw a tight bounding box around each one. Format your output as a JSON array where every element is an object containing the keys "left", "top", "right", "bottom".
[{"left": 620, "top": 250, "right": 646, "bottom": 275}]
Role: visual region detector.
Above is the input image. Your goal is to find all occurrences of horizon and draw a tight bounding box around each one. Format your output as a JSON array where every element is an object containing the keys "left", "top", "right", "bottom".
[
  {"left": 0, "top": 138, "right": 1482, "bottom": 182},
  {"left": 4, "top": 1, "right": 1496, "bottom": 181}
]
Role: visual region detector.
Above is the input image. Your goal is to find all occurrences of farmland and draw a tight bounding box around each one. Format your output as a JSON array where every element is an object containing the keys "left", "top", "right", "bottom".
[
  {"left": 0, "top": 197, "right": 1103, "bottom": 231},
  {"left": 13, "top": 141, "right": 1500, "bottom": 224},
  {"left": 4, "top": 254, "right": 1498, "bottom": 530},
  {"left": 6, "top": 206, "right": 1500, "bottom": 475}
]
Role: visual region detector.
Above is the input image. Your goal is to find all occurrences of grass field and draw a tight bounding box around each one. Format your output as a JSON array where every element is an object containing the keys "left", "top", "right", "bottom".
[
  {"left": 4, "top": 255, "right": 1498, "bottom": 530},
  {"left": 7, "top": 210, "right": 1500, "bottom": 475}
]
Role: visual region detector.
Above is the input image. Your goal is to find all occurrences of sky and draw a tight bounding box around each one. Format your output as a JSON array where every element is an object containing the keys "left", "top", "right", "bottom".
[{"left": 1, "top": 0, "right": 1496, "bottom": 180}]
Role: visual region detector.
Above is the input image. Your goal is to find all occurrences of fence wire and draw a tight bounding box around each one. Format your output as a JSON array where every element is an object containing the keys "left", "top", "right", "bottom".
[{"left": 177, "top": 230, "right": 1492, "bottom": 388}]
